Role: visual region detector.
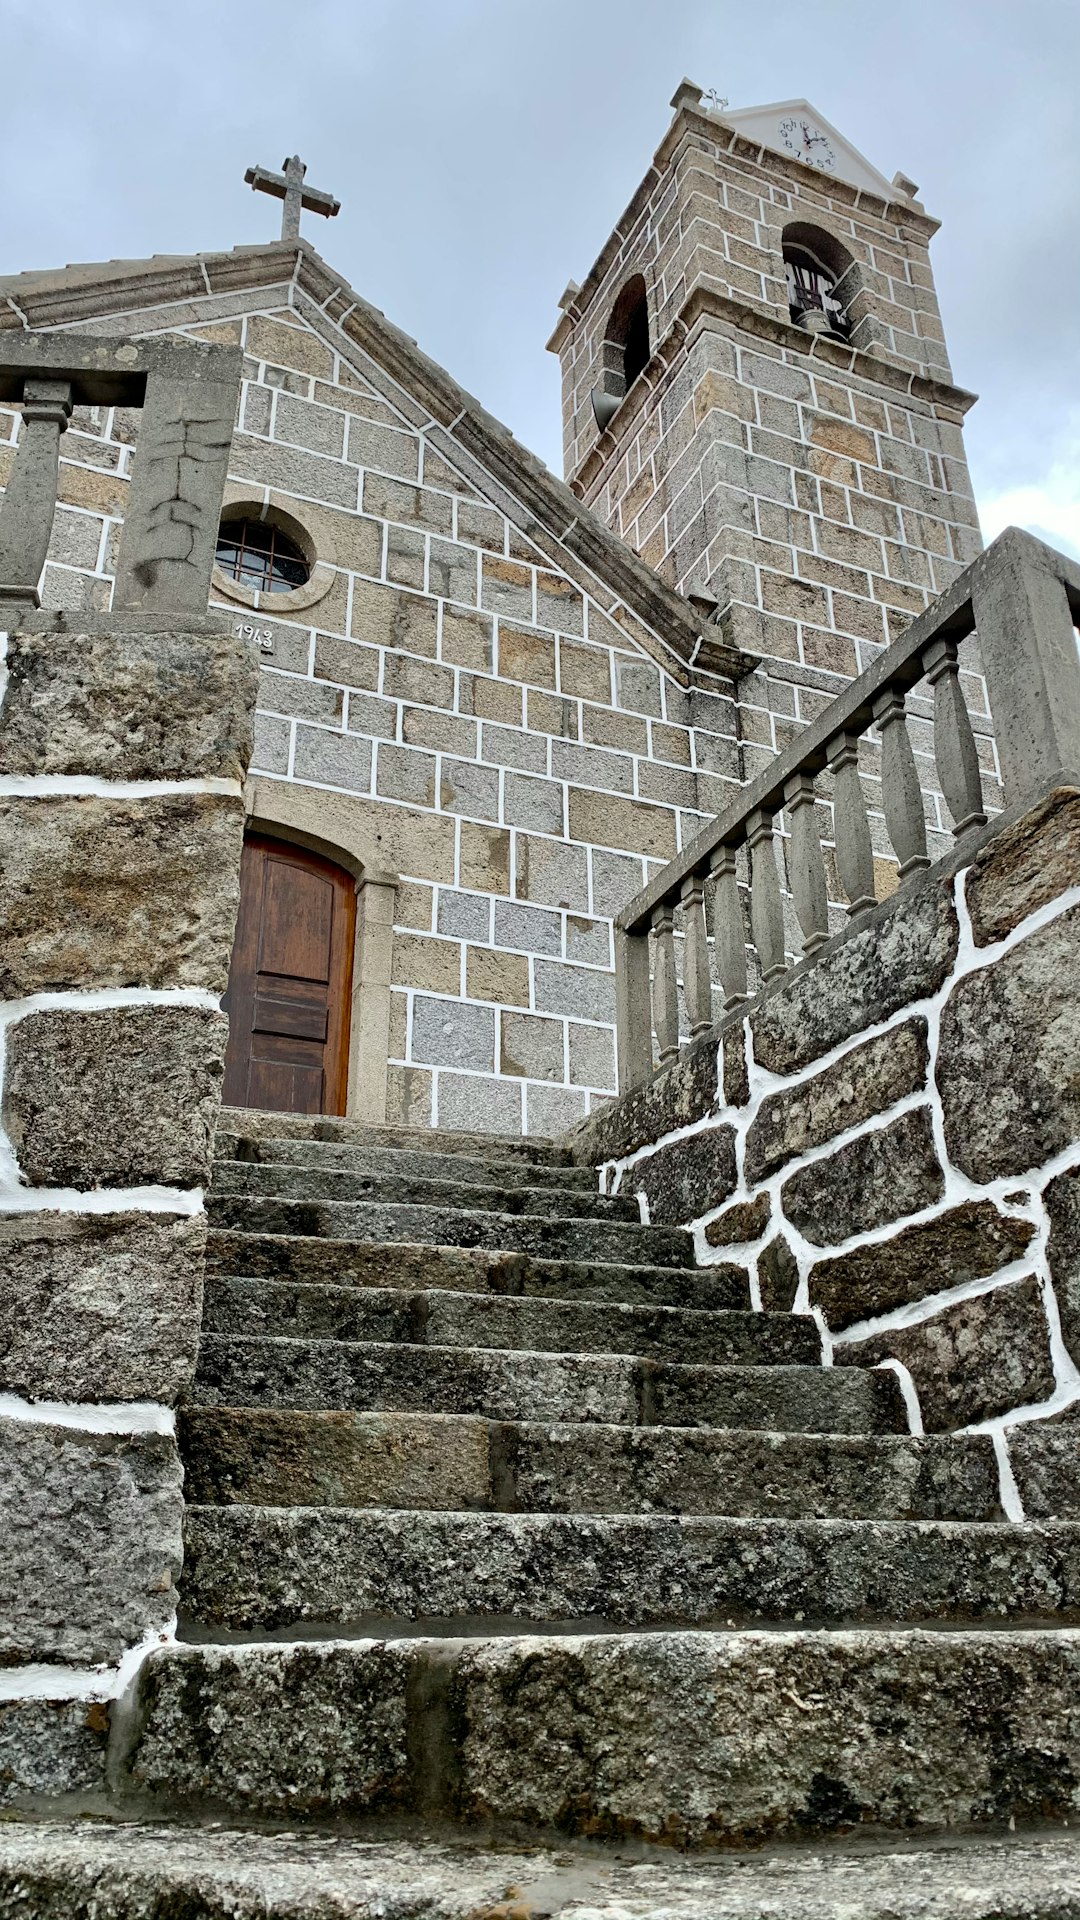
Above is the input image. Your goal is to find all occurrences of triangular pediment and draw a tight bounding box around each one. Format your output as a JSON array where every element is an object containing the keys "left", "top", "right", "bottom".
[
  {"left": 0, "top": 240, "right": 745, "bottom": 682},
  {"left": 718, "top": 99, "right": 896, "bottom": 198}
]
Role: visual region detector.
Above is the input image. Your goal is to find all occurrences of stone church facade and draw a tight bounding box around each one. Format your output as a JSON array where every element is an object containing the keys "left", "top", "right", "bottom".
[
  {"left": 9, "top": 83, "right": 1080, "bottom": 1893},
  {"left": 0, "top": 86, "right": 992, "bottom": 1138}
]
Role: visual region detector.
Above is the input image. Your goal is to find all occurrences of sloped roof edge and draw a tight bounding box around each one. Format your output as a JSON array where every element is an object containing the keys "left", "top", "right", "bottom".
[{"left": 0, "top": 239, "right": 750, "bottom": 683}]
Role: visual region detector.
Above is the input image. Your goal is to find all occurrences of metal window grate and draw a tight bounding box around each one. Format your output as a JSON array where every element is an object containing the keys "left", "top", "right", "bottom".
[{"left": 216, "top": 516, "right": 310, "bottom": 593}]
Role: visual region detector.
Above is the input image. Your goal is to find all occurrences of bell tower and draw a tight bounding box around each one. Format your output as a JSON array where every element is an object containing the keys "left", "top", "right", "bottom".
[{"left": 547, "top": 82, "right": 982, "bottom": 717}]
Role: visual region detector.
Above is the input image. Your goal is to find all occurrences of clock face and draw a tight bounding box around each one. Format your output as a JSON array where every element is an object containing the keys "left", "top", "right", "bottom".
[{"left": 777, "top": 115, "right": 837, "bottom": 172}]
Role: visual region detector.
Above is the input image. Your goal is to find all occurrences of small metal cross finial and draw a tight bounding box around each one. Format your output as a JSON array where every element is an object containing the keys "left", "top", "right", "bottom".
[{"left": 244, "top": 155, "right": 340, "bottom": 243}]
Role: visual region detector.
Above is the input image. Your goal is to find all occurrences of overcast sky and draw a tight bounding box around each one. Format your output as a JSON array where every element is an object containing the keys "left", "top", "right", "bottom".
[{"left": 3, "top": 0, "right": 1078, "bottom": 556}]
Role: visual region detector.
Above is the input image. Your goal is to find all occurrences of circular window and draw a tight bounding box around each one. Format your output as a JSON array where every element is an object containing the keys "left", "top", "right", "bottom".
[{"left": 215, "top": 517, "right": 311, "bottom": 594}]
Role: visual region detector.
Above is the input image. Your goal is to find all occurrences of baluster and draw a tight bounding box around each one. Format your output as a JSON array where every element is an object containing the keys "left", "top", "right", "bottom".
[
  {"left": 746, "top": 809, "right": 786, "bottom": 983},
  {"left": 614, "top": 925, "right": 653, "bottom": 1093},
  {"left": 871, "top": 686, "right": 930, "bottom": 881},
  {"left": 923, "top": 637, "right": 987, "bottom": 836},
  {"left": 0, "top": 378, "right": 73, "bottom": 608},
  {"left": 826, "top": 731, "right": 876, "bottom": 918},
  {"left": 650, "top": 902, "right": 680, "bottom": 1066},
  {"left": 784, "top": 771, "right": 830, "bottom": 956},
  {"left": 710, "top": 844, "right": 748, "bottom": 1010},
  {"left": 680, "top": 872, "right": 713, "bottom": 1038}
]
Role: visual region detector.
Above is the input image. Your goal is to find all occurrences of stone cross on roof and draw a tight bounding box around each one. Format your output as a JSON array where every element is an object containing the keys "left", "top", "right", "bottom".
[{"left": 244, "top": 155, "right": 340, "bottom": 244}]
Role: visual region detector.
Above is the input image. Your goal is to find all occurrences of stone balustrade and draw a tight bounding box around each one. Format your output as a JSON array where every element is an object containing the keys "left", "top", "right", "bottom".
[{"left": 614, "top": 527, "right": 1080, "bottom": 1094}]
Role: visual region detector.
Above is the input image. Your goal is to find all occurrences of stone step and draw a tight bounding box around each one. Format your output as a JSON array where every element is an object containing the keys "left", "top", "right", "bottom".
[
  {"left": 118, "top": 1629, "right": 1080, "bottom": 1843},
  {"left": 218, "top": 1133, "right": 602, "bottom": 1195},
  {"left": 179, "top": 1406, "right": 1003, "bottom": 1520},
  {"left": 217, "top": 1106, "right": 575, "bottom": 1165},
  {"left": 180, "top": 1510, "right": 1080, "bottom": 1636},
  {"left": 210, "top": 1158, "right": 639, "bottom": 1224},
  {"left": 191, "top": 1334, "right": 905, "bottom": 1432},
  {"left": 1004, "top": 1422, "right": 1080, "bottom": 1519},
  {"left": 202, "top": 1278, "right": 820, "bottom": 1367},
  {"left": 205, "top": 1195, "right": 695, "bottom": 1269},
  {"left": 205, "top": 1230, "right": 747, "bottom": 1311},
  {"left": 6, "top": 1821, "right": 1080, "bottom": 1920}
]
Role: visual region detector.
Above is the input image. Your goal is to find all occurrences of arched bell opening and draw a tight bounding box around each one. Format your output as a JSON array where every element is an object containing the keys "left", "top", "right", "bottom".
[
  {"left": 782, "top": 223, "right": 857, "bottom": 341},
  {"left": 590, "top": 273, "right": 652, "bottom": 431}
]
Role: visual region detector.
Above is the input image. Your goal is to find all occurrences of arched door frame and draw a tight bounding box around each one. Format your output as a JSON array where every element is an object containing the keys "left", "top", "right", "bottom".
[{"left": 242, "top": 777, "right": 397, "bottom": 1122}]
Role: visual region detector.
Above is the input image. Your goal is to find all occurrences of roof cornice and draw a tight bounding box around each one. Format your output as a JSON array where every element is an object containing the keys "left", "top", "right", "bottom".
[
  {"left": 569, "top": 279, "right": 977, "bottom": 499},
  {"left": 0, "top": 242, "right": 301, "bottom": 332},
  {"left": 292, "top": 251, "right": 750, "bottom": 682}
]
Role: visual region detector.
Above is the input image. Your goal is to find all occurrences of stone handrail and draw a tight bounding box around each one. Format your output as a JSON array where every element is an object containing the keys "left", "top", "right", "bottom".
[
  {"left": 614, "top": 527, "right": 1080, "bottom": 1093},
  {"left": 0, "top": 332, "right": 242, "bottom": 615}
]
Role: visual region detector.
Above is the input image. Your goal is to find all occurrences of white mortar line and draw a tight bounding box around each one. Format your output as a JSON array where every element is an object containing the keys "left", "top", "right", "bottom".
[
  {"left": 830, "top": 1251, "right": 1052, "bottom": 1347},
  {"left": 0, "top": 1182, "right": 204, "bottom": 1217},
  {"left": 0, "top": 631, "right": 8, "bottom": 717},
  {"left": 809, "top": 1303, "right": 831, "bottom": 1364},
  {"left": 0, "top": 776, "right": 243, "bottom": 798},
  {"left": 603, "top": 862, "right": 1080, "bottom": 1472},
  {"left": 0, "top": 1621, "right": 177, "bottom": 1704},
  {"left": 621, "top": 1087, "right": 942, "bottom": 1309},
  {"left": 824, "top": 1138, "right": 1080, "bottom": 1359},
  {"left": 990, "top": 1429, "right": 1026, "bottom": 1523},
  {"left": 611, "top": 872, "right": 1080, "bottom": 1240},
  {"left": 741, "top": 874, "right": 1080, "bottom": 1112},
  {"left": 875, "top": 1358, "right": 924, "bottom": 1435},
  {"left": 0, "top": 986, "right": 221, "bottom": 1025},
  {"left": 0, "top": 1394, "right": 175, "bottom": 1436}
]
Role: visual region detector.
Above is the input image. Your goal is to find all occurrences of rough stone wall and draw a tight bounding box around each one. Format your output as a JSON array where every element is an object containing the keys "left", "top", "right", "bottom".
[
  {"left": 576, "top": 788, "right": 1080, "bottom": 1509},
  {"left": 549, "top": 102, "right": 996, "bottom": 857},
  {"left": 1, "top": 295, "right": 743, "bottom": 1137},
  {"left": 0, "top": 613, "right": 255, "bottom": 1804}
]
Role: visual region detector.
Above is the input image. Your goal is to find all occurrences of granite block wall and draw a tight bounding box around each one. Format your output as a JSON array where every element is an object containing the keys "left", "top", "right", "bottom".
[
  {"left": 578, "top": 787, "right": 1080, "bottom": 1508},
  {"left": 0, "top": 293, "right": 745, "bottom": 1135},
  {"left": 0, "top": 613, "right": 255, "bottom": 1806},
  {"left": 575, "top": 319, "right": 994, "bottom": 803},
  {"left": 549, "top": 93, "right": 996, "bottom": 879}
]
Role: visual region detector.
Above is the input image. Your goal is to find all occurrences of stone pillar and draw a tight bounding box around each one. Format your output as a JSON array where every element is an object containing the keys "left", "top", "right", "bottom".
[
  {"left": 0, "top": 611, "right": 256, "bottom": 1806},
  {"left": 971, "top": 527, "right": 1080, "bottom": 807},
  {"left": 348, "top": 872, "right": 397, "bottom": 1125}
]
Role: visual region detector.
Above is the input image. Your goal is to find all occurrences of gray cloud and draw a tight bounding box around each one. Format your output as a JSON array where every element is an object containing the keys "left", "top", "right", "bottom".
[{"left": 2, "top": 0, "right": 1076, "bottom": 529}]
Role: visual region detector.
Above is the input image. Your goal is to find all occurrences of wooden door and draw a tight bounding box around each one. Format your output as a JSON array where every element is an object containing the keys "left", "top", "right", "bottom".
[{"left": 223, "top": 834, "right": 355, "bottom": 1116}]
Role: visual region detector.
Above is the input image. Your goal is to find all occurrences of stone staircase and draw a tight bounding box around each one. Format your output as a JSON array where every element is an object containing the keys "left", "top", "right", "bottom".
[{"left": 108, "top": 1109, "right": 1080, "bottom": 1861}]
